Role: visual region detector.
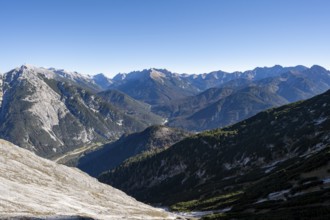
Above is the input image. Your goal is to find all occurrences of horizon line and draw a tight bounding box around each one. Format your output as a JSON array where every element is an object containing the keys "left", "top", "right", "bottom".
[{"left": 1, "top": 63, "right": 328, "bottom": 78}]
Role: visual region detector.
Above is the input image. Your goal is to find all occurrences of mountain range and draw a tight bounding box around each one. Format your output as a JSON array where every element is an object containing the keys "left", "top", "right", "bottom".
[
  {"left": 1, "top": 63, "right": 330, "bottom": 219},
  {"left": 94, "top": 64, "right": 330, "bottom": 131},
  {"left": 153, "top": 65, "right": 330, "bottom": 131},
  {"left": 0, "top": 65, "right": 157, "bottom": 158},
  {"left": 0, "top": 64, "right": 329, "bottom": 158},
  {"left": 106, "top": 65, "right": 309, "bottom": 101}
]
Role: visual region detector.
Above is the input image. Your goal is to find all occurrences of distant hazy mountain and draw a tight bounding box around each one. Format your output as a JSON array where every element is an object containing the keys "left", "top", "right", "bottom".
[
  {"left": 97, "top": 89, "right": 164, "bottom": 126},
  {"left": 47, "top": 66, "right": 102, "bottom": 92},
  {"left": 97, "top": 65, "right": 330, "bottom": 132},
  {"left": 153, "top": 86, "right": 237, "bottom": 119},
  {"left": 155, "top": 65, "right": 330, "bottom": 131},
  {"left": 109, "top": 68, "right": 199, "bottom": 105},
  {"left": 168, "top": 85, "right": 287, "bottom": 131},
  {"left": 99, "top": 89, "right": 330, "bottom": 218},
  {"left": 184, "top": 65, "right": 308, "bottom": 91},
  {"left": 105, "top": 65, "right": 308, "bottom": 103},
  {"left": 93, "top": 73, "right": 114, "bottom": 90},
  {"left": 0, "top": 139, "right": 175, "bottom": 220},
  {"left": 78, "top": 125, "right": 191, "bottom": 177},
  {"left": 0, "top": 65, "right": 150, "bottom": 158}
]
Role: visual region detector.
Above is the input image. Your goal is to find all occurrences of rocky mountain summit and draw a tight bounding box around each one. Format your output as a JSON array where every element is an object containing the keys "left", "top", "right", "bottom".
[{"left": 0, "top": 65, "right": 150, "bottom": 158}]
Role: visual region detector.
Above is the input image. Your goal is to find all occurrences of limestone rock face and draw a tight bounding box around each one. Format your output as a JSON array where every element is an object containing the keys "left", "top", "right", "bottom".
[
  {"left": 0, "top": 65, "right": 147, "bottom": 158},
  {"left": 0, "top": 139, "right": 177, "bottom": 220}
]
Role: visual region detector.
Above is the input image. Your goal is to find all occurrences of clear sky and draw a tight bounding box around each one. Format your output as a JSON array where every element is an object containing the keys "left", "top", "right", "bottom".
[{"left": 1, "top": 0, "right": 329, "bottom": 77}]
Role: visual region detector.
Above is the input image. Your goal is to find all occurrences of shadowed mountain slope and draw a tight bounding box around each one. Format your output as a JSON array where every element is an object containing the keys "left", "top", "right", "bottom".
[
  {"left": 99, "top": 89, "right": 330, "bottom": 219},
  {"left": 78, "top": 125, "right": 191, "bottom": 177}
]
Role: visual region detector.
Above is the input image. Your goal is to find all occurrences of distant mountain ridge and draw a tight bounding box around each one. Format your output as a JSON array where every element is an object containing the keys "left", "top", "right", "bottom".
[
  {"left": 106, "top": 65, "right": 309, "bottom": 91},
  {"left": 102, "top": 65, "right": 311, "bottom": 105},
  {"left": 153, "top": 65, "right": 330, "bottom": 131},
  {"left": 183, "top": 65, "right": 308, "bottom": 91},
  {"left": 93, "top": 73, "right": 114, "bottom": 90},
  {"left": 91, "top": 65, "right": 330, "bottom": 132},
  {"left": 109, "top": 68, "right": 199, "bottom": 105}
]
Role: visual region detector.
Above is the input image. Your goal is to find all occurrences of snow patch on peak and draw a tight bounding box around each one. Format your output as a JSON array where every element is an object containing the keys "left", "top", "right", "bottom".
[
  {"left": 49, "top": 68, "right": 92, "bottom": 81},
  {"left": 20, "top": 64, "right": 38, "bottom": 71},
  {"left": 9, "top": 65, "right": 92, "bottom": 82},
  {"left": 7, "top": 65, "right": 57, "bottom": 80},
  {"left": 116, "top": 119, "right": 123, "bottom": 126}
]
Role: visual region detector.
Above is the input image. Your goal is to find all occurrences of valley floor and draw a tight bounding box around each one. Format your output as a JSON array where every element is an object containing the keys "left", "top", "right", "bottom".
[{"left": 53, "top": 142, "right": 107, "bottom": 166}]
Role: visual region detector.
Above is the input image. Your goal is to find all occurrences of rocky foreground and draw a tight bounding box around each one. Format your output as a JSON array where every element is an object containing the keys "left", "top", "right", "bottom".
[{"left": 0, "top": 139, "right": 179, "bottom": 220}]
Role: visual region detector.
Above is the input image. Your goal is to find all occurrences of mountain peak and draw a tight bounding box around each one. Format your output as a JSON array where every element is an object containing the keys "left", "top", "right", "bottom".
[
  {"left": 92, "top": 73, "right": 113, "bottom": 89},
  {"left": 256, "top": 64, "right": 283, "bottom": 70},
  {"left": 311, "top": 64, "right": 327, "bottom": 72},
  {"left": 252, "top": 65, "right": 284, "bottom": 73},
  {"left": 11, "top": 64, "right": 49, "bottom": 79},
  {"left": 94, "top": 73, "right": 106, "bottom": 77},
  {"left": 20, "top": 64, "right": 36, "bottom": 69},
  {"left": 113, "top": 72, "right": 127, "bottom": 81},
  {"left": 20, "top": 64, "right": 29, "bottom": 70},
  {"left": 48, "top": 67, "right": 92, "bottom": 80},
  {"left": 17, "top": 64, "right": 41, "bottom": 74}
]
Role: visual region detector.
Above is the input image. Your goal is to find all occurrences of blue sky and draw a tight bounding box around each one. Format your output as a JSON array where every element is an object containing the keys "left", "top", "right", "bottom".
[{"left": 1, "top": 0, "right": 329, "bottom": 77}]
